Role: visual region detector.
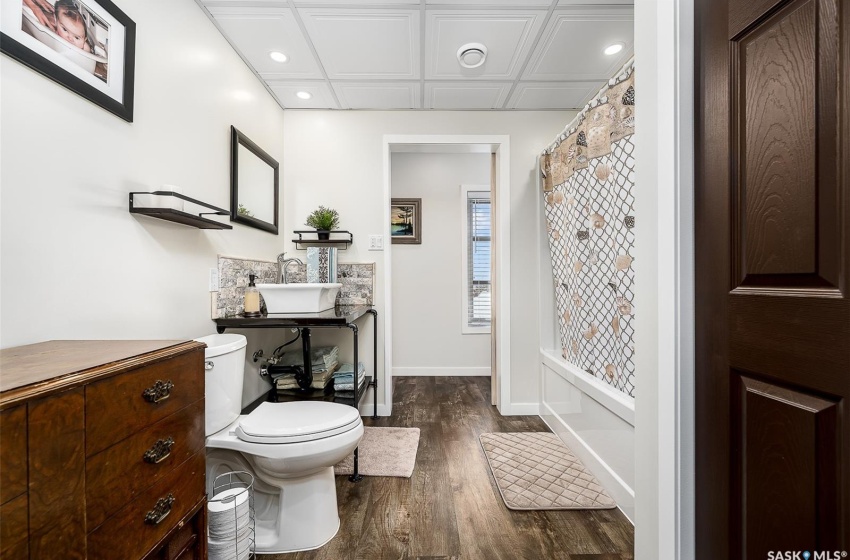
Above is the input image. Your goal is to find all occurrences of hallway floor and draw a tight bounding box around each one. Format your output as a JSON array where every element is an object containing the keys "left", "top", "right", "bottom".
[{"left": 276, "top": 376, "right": 634, "bottom": 560}]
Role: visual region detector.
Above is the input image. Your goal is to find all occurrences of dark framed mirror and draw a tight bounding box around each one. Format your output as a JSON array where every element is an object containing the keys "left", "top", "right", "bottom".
[{"left": 230, "top": 126, "right": 279, "bottom": 234}]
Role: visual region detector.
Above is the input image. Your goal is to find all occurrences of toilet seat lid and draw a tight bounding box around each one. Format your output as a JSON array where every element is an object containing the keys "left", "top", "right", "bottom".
[{"left": 236, "top": 401, "right": 361, "bottom": 443}]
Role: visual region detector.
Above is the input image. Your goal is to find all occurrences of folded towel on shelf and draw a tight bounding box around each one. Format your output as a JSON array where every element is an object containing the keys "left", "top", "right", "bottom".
[
  {"left": 310, "top": 366, "right": 338, "bottom": 389},
  {"left": 334, "top": 377, "right": 366, "bottom": 392},
  {"left": 274, "top": 362, "right": 339, "bottom": 391},
  {"left": 277, "top": 346, "right": 340, "bottom": 369},
  {"left": 275, "top": 378, "right": 300, "bottom": 390},
  {"left": 332, "top": 362, "right": 365, "bottom": 383}
]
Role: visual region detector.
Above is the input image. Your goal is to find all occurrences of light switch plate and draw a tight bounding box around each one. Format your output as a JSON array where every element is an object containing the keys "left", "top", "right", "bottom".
[
  {"left": 368, "top": 235, "right": 384, "bottom": 251},
  {"left": 209, "top": 268, "right": 220, "bottom": 292}
]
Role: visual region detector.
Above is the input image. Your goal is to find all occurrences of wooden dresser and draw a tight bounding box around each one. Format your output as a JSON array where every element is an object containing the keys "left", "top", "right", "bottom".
[{"left": 0, "top": 340, "right": 207, "bottom": 560}]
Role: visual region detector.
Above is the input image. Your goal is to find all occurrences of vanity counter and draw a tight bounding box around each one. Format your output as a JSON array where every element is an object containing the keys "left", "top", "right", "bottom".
[{"left": 213, "top": 304, "right": 372, "bottom": 332}]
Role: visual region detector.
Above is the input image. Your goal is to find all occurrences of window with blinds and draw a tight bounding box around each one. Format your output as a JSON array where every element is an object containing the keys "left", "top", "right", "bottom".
[{"left": 463, "top": 189, "right": 491, "bottom": 332}]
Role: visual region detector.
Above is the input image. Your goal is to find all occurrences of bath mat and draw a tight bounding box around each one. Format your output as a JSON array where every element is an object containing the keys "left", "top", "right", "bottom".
[
  {"left": 334, "top": 427, "right": 420, "bottom": 478},
  {"left": 479, "top": 432, "right": 616, "bottom": 510}
]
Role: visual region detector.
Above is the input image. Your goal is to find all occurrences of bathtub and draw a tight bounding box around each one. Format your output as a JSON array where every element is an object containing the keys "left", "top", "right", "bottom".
[{"left": 539, "top": 349, "right": 635, "bottom": 522}]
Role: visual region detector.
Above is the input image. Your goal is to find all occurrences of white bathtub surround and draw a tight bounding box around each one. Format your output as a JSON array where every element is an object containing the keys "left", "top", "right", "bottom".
[{"left": 539, "top": 350, "right": 634, "bottom": 521}]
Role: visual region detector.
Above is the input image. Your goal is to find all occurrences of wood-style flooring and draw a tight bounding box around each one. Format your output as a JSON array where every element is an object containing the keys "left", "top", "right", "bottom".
[{"left": 275, "top": 376, "right": 634, "bottom": 560}]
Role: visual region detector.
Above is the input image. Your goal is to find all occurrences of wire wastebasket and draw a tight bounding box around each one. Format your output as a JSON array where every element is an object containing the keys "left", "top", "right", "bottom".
[{"left": 208, "top": 471, "right": 255, "bottom": 560}]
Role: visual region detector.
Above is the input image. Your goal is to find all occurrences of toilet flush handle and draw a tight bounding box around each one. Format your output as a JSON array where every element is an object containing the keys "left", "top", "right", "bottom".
[{"left": 205, "top": 361, "right": 214, "bottom": 371}]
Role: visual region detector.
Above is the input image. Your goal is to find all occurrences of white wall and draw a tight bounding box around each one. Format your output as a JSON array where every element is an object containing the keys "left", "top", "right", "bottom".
[
  {"left": 0, "top": 0, "right": 287, "bottom": 402},
  {"left": 390, "top": 152, "right": 491, "bottom": 376},
  {"left": 282, "top": 110, "right": 572, "bottom": 411},
  {"left": 633, "top": 0, "right": 696, "bottom": 558}
]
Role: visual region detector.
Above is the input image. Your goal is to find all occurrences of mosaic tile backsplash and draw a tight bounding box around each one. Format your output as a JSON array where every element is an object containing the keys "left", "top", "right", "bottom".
[{"left": 213, "top": 256, "right": 375, "bottom": 319}]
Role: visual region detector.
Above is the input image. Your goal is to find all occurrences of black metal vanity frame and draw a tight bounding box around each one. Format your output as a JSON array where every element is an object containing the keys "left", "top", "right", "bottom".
[{"left": 214, "top": 306, "right": 378, "bottom": 482}]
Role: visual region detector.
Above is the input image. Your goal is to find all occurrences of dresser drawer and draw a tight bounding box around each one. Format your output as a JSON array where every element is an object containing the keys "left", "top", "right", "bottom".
[
  {"left": 0, "top": 493, "right": 28, "bottom": 558},
  {"left": 86, "top": 400, "right": 205, "bottom": 529},
  {"left": 88, "top": 452, "right": 205, "bottom": 560},
  {"left": 0, "top": 405, "right": 27, "bottom": 504},
  {"left": 86, "top": 350, "right": 203, "bottom": 456}
]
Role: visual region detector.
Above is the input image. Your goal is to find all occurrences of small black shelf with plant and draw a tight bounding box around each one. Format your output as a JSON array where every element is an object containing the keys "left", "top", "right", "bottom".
[
  {"left": 291, "top": 230, "right": 353, "bottom": 250},
  {"left": 304, "top": 205, "right": 340, "bottom": 240},
  {"left": 129, "top": 191, "right": 233, "bottom": 230}
]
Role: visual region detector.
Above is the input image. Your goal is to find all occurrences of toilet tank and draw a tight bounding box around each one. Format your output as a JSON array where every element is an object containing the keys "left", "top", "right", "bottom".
[{"left": 195, "top": 334, "right": 247, "bottom": 436}]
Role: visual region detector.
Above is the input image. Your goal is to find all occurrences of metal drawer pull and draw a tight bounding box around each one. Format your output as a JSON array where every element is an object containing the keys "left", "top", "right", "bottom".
[
  {"left": 205, "top": 361, "right": 215, "bottom": 370},
  {"left": 142, "top": 437, "right": 175, "bottom": 464},
  {"left": 144, "top": 493, "right": 175, "bottom": 525},
  {"left": 142, "top": 380, "right": 174, "bottom": 403}
]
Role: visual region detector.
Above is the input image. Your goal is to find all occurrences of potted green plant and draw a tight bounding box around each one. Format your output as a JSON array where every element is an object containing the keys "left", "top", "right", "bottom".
[{"left": 304, "top": 206, "right": 340, "bottom": 240}]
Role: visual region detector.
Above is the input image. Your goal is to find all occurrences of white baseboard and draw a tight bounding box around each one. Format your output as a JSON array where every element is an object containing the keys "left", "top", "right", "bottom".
[
  {"left": 540, "top": 401, "right": 635, "bottom": 523},
  {"left": 392, "top": 367, "right": 490, "bottom": 377},
  {"left": 498, "top": 402, "right": 541, "bottom": 416}
]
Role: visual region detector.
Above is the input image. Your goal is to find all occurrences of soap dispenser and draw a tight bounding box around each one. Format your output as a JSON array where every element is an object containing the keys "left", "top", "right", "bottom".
[{"left": 243, "top": 274, "right": 262, "bottom": 317}]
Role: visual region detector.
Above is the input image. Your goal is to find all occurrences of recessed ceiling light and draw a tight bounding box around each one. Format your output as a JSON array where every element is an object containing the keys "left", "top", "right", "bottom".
[
  {"left": 233, "top": 90, "right": 252, "bottom": 101},
  {"left": 296, "top": 91, "right": 312, "bottom": 100},
  {"left": 457, "top": 43, "right": 487, "bottom": 69},
  {"left": 269, "top": 51, "right": 288, "bottom": 63},
  {"left": 604, "top": 43, "right": 625, "bottom": 56}
]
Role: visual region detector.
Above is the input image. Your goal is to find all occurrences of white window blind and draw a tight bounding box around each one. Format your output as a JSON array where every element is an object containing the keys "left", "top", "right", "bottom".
[{"left": 466, "top": 191, "right": 491, "bottom": 329}]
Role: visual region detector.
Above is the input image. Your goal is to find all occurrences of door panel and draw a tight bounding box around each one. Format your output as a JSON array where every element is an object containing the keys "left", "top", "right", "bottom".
[
  {"left": 734, "top": 375, "right": 840, "bottom": 556},
  {"left": 696, "top": 0, "right": 849, "bottom": 557},
  {"left": 737, "top": 0, "right": 817, "bottom": 278}
]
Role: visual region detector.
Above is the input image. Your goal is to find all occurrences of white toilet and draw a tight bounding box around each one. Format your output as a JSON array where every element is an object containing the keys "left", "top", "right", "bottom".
[{"left": 197, "top": 333, "right": 364, "bottom": 554}]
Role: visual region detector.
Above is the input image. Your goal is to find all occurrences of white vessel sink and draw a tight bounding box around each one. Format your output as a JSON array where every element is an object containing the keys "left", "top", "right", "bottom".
[{"left": 257, "top": 283, "right": 342, "bottom": 314}]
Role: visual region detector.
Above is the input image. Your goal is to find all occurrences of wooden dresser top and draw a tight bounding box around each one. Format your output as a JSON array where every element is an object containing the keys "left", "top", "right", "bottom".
[{"left": 0, "top": 340, "right": 205, "bottom": 408}]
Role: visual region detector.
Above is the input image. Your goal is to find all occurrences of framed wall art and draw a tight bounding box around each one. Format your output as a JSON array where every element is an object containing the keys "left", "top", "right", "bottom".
[
  {"left": 1, "top": 0, "right": 136, "bottom": 121},
  {"left": 391, "top": 198, "right": 421, "bottom": 245}
]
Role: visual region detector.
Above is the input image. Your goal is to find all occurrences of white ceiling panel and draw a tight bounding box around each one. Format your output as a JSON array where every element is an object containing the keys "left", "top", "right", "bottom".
[
  {"left": 206, "top": 7, "right": 323, "bottom": 79},
  {"left": 523, "top": 7, "right": 633, "bottom": 81},
  {"left": 203, "top": 1, "right": 289, "bottom": 7},
  {"left": 507, "top": 81, "right": 600, "bottom": 109},
  {"left": 295, "top": 0, "right": 418, "bottom": 4},
  {"left": 197, "top": 0, "right": 634, "bottom": 110},
  {"left": 427, "top": 0, "right": 550, "bottom": 5},
  {"left": 267, "top": 81, "right": 339, "bottom": 108},
  {"left": 426, "top": 10, "right": 546, "bottom": 80},
  {"left": 425, "top": 82, "right": 511, "bottom": 109},
  {"left": 332, "top": 82, "right": 420, "bottom": 109},
  {"left": 558, "top": 0, "right": 633, "bottom": 4},
  {"left": 299, "top": 9, "right": 420, "bottom": 80}
]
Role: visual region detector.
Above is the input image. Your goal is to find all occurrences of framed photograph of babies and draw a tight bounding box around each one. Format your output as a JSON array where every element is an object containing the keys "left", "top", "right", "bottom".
[{"left": 0, "top": 0, "right": 136, "bottom": 122}]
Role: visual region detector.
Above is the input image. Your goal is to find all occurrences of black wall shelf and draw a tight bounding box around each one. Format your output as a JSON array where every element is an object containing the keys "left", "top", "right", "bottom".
[
  {"left": 292, "top": 230, "right": 353, "bottom": 250},
  {"left": 129, "top": 191, "right": 232, "bottom": 230}
]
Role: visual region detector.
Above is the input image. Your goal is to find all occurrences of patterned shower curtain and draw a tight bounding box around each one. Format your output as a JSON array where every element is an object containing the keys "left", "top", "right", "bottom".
[{"left": 539, "top": 61, "right": 635, "bottom": 398}]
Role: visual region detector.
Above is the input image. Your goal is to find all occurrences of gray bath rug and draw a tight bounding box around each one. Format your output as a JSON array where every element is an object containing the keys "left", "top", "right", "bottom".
[
  {"left": 334, "top": 427, "right": 420, "bottom": 478},
  {"left": 479, "top": 432, "right": 616, "bottom": 510}
]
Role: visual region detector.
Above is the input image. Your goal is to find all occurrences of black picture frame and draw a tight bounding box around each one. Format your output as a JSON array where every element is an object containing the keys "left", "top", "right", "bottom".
[
  {"left": 0, "top": 0, "right": 135, "bottom": 122},
  {"left": 230, "top": 126, "right": 280, "bottom": 235},
  {"left": 390, "top": 198, "right": 422, "bottom": 245}
]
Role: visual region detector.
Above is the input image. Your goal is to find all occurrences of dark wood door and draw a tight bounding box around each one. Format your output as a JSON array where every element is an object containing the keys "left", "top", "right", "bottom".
[{"left": 695, "top": 0, "right": 850, "bottom": 558}]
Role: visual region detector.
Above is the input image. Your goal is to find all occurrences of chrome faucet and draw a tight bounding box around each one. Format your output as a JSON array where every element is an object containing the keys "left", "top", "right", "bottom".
[{"left": 277, "top": 253, "right": 303, "bottom": 284}]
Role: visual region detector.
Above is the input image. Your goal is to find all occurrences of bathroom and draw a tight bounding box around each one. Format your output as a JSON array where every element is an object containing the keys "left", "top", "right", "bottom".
[{"left": 2, "top": 0, "right": 847, "bottom": 559}]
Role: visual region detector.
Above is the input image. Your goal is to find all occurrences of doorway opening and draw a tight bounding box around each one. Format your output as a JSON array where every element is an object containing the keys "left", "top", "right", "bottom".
[{"left": 382, "top": 135, "right": 511, "bottom": 415}]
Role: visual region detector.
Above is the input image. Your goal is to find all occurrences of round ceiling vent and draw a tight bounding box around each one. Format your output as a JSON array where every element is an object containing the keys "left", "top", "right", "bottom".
[{"left": 457, "top": 43, "right": 487, "bottom": 69}]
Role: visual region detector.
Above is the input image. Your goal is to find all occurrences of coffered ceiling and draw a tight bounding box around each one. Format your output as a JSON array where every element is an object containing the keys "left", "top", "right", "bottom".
[{"left": 196, "top": 0, "right": 634, "bottom": 110}]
